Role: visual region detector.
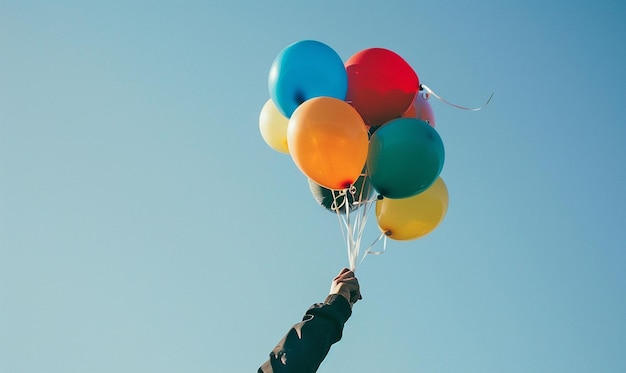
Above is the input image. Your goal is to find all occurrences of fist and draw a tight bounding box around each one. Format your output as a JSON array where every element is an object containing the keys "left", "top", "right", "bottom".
[{"left": 329, "top": 268, "right": 362, "bottom": 305}]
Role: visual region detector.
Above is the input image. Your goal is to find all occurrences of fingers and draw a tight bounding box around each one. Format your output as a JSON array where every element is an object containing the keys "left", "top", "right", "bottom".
[
  {"left": 334, "top": 267, "right": 352, "bottom": 281},
  {"left": 338, "top": 267, "right": 351, "bottom": 275},
  {"left": 333, "top": 268, "right": 357, "bottom": 285},
  {"left": 332, "top": 268, "right": 362, "bottom": 304},
  {"left": 335, "top": 268, "right": 356, "bottom": 280}
]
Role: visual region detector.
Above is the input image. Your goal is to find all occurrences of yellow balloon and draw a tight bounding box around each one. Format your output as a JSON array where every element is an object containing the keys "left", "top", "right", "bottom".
[
  {"left": 259, "top": 99, "right": 289, "bottom": 154},
  {"left": 375, "top": 177, "right": 448, "bottom": 241},
  {"left": 288, "top": 97, "right": 369, "bottom": 190}
]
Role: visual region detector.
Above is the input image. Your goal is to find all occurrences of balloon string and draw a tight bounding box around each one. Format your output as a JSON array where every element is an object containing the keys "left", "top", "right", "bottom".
[
  {"left": 358, "top": 232, "right": 388, "bottom": 266},
  {"left": 333, "top": 189, "right": 358, "bottom": 270},
  {"left": 332, "top": 172, "right": 387, "bottom": 270},
  {"left": 345, "top": 191, "right": 358, "bottom": 270},
  {"left": 332, "top": 190, "right": 350, "bottom": 265},
  {"left": 351, "top": 174, "right": 372, "bottom": 269},
  {"left": 420, "top": 83, "right": 493, "bottom": 111},
  {"left": 330, "top": 189, "right": 348, "bottom": 212},
  {"left": 352, "top": 196, "right": 378, "bottom": 205}
]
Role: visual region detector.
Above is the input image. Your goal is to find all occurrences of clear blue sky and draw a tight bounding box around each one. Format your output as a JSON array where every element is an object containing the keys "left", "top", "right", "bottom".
[{"left": 2, "top": 1, "right": 625, "bottom": 372}]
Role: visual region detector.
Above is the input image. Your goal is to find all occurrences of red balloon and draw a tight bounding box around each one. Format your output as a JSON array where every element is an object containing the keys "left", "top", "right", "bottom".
[{"left": 345, "top": 48, "right": 419, "bottom": 127}]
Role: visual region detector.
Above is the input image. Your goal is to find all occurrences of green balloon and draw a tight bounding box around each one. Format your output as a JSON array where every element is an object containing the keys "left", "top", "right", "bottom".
[{"left": 367, "top": 118, "right": 445, "bottom": 199}]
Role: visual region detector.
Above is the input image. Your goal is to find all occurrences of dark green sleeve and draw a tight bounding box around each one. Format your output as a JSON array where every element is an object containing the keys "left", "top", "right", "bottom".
[{"left": 258, "top": 294, "right": 352, "bottom": 373}]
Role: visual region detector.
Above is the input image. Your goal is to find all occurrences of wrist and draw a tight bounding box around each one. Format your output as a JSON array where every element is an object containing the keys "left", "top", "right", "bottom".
[{"left": 328, "top": 291, "right": 352, "bottom": 309}]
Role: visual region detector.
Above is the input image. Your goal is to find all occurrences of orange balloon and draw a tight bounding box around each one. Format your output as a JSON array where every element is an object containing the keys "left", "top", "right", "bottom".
[{"left": 288, "top": 97, "right": 369, "bottom": 190}]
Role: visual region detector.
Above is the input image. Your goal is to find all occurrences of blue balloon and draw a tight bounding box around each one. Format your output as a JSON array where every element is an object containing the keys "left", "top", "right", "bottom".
[{"left": 268, "top": 40, "right": 348, "bottom": 118}]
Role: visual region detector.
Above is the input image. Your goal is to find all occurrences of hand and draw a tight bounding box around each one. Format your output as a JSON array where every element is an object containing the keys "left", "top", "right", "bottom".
[{"left": 329, "top": 268, "right": 362, "bottom": 306}]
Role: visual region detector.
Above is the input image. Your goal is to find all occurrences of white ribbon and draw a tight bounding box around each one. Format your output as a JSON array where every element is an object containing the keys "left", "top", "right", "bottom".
[
  {"left": 420, "top": 83, "right": 494, "bottom": 111},
  {"left": 332, "top": 177, "right": 387, "bottom": 270}
]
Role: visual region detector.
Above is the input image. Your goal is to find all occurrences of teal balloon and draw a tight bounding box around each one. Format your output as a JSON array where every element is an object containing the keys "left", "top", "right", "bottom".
[
  {"left": 367, "top": 118, "right": 445, "bottom": 199},
  {"left": 268, "top": 40, "right": 347, "bottom": 118},
  {"left": 308, "top": 174, "right": 373, "bottom": 214}
]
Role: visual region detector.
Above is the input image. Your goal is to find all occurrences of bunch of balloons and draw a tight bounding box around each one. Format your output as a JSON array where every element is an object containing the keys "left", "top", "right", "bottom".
[{"left": 259, "top": 40, "right": 449, "bottom": 267}]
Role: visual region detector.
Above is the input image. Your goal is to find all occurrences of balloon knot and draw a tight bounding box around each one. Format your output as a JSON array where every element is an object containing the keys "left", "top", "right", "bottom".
[{"left": 294, "top": 90, "right": 306, "bottom": 105}]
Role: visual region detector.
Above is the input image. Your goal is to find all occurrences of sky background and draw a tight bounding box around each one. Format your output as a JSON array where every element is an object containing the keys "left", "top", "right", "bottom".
[{"left": 2, "top": 1, "right": 625, "bottom": 372}]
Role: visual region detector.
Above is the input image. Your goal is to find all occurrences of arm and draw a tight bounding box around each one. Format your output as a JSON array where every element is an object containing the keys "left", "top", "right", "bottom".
[{"left": 258, "top": 268, "right": 362, "bottom": 373}]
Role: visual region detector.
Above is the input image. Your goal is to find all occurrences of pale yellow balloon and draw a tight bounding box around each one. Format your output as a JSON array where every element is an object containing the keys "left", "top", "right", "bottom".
[
  {"left": 259, "top": 99, "right": 289, "bottom": 154},
  {"left": 375, "top": 177, "right": 448, "bottom": 241}
]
